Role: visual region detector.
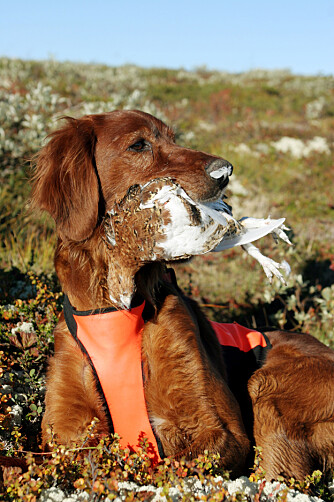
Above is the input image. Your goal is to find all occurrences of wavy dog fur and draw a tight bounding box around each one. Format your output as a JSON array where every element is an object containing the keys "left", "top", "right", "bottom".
[{"left": 32, "top": 110, "right": 334, "bottom": 480}]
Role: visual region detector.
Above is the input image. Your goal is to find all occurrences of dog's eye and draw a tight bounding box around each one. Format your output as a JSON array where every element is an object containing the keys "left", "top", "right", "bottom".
[{"left": 128, "top": 140, "right": 151, "bottom": 152}]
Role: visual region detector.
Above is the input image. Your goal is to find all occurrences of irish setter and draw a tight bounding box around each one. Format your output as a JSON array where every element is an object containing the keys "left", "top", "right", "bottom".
[{"left": 31, "top": 110, "right": 334, "bottom": 480}]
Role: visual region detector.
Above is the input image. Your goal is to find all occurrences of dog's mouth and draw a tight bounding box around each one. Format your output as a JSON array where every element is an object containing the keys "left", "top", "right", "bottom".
[
  {"left": 199, "top": 182, "right": 230, "bottom": 205},
  {"left": 104, "top": 177, "right": 287, "bottom": 259},
  {"left": 104, "top": 178, "right": 243, "bottom": 262},
  {"left": 103, "top": 177, "right": 288, "bottom": 309}
]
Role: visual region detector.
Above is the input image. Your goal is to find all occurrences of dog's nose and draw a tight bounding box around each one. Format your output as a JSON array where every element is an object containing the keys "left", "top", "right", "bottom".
[{"left": 205, "top": 159, "right": 233, "bottom": 183}]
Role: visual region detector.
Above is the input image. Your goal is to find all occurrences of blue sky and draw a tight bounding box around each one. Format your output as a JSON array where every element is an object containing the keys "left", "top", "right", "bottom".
[{"left": 1, "top": 0, "right": 333, "bottom": 75}]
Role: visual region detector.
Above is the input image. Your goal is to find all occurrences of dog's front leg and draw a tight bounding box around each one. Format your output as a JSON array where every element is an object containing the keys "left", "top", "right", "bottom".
[
  {"left": 142, "top": 294, "right": 250, "bottom": 475},
  {"left": 41, "top": 321, "right": 110, "bottom": 447}
]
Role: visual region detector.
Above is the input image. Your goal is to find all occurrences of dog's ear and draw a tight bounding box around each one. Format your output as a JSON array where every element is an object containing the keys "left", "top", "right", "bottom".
[{"left": 32, "top": 116, "right": 100, "bottom": 242}]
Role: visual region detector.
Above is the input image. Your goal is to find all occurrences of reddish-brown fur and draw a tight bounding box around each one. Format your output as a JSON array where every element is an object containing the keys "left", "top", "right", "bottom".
[
  {"left": 31, "top": 110, "right": 334, "bottom": 479},
  {"left": 249, "top": 331, "right": 334, "bottom": 479}
]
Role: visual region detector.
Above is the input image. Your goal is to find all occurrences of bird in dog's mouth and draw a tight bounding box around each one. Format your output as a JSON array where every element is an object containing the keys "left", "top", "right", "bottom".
[{"left": 104, "top": 178, "right": 291, "bottom": 309}]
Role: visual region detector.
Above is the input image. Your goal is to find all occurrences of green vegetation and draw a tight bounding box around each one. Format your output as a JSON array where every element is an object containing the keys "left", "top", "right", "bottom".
[{"left": 0, "top": 58, "right": 333, "bottom": 499}]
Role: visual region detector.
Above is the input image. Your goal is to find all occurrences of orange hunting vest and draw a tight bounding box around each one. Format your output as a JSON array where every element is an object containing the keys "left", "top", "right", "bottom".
[{"left": 64, "top": 296, "right": 271, "bottom": 464}]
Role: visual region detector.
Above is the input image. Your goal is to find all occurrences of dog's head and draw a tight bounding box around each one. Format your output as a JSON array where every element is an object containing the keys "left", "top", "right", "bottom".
[
  {"left": 32, "top": 110, "right": 235, "bottom": 308},
  {"left": 32, "top": 110, "right": 233, "bottom": 243}
]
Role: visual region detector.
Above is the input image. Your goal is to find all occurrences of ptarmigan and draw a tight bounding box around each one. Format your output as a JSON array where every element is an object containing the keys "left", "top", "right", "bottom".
[{"left": 104, "top": 178, "right": 291, "bottom": 295}]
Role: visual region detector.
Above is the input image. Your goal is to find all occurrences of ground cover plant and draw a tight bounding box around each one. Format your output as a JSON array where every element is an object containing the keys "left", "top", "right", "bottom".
[{"left": 0, "top": 57, "right": 333, "bottom": 500}]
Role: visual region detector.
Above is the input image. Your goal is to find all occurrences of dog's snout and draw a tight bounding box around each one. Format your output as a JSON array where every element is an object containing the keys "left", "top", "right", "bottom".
[{"left": 205, "top": 159, "right": 233, "bottom": 181}]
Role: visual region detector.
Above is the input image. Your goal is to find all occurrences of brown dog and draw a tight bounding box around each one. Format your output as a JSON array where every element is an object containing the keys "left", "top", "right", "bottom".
[{"left": 32, "top": 110, "right": 334, "bottom": 480}]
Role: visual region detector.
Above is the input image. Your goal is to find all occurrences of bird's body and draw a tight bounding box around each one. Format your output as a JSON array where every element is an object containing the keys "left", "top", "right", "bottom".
[{"left": 103, "top": 178, "right": 291, "bottom": 308}]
